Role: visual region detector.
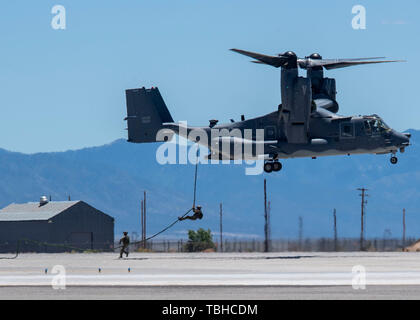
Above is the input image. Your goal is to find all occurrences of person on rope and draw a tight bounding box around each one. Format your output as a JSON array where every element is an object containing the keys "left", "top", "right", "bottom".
[
  {"left": 119, "top": 231, "right": 130, "bottom": 258},
  {"left": 179, "top": 205, "right": 203, "bottom": 221}
]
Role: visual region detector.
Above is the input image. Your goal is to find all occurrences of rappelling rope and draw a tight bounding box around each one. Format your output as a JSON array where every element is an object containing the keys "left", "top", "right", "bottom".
[
  {"left": 0, "top": 238, "right": 100, "bottom": 260},
  {"left": 192, "top": 144, "right": 199, "bottom": 208},
  {"left": 119, "top": 143, "right": 201, "bottom": 249},
  {"left": 0, "top": 241, "right": 19, "bottom": 259},
  {"left": 117, "top": 207, "right": 193, "bottom": 249}
]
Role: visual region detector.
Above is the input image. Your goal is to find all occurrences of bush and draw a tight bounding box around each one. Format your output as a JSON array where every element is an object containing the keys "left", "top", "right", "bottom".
[{"left": 184, "top": 228, "right": 215, "bottom": 252}]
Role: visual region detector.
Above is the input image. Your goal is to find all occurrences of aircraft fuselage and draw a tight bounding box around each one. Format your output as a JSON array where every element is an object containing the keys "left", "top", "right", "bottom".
[{"left": 163, "top": 108, "right": 410, "bottom": 161}]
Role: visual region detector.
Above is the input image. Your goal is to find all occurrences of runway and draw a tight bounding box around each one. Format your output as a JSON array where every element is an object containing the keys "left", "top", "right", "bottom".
[
  {"left": 2, "top": 285, "right": 420, "bottom": 300},
  {"left": 1, "top": 252, "right": 420, "bottom": 299}
]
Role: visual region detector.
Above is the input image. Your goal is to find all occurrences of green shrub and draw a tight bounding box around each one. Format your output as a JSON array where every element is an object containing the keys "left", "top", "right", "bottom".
[{"left": 184, "top": 228, "right": 215, "bottom": 252}]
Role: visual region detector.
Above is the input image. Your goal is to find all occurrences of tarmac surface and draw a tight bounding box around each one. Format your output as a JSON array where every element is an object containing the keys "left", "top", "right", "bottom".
[{"left": 1, "top": 252, "right": 420, "bottom": 299}]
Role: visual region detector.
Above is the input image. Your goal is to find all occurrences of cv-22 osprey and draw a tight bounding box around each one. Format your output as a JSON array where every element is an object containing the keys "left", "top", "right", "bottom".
[{"left": 125, "top": 49, "right": 410, "bottom": 173}]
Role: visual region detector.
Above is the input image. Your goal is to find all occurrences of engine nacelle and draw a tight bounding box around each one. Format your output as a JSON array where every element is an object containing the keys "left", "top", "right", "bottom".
[
  {"left": 313, "top": 98, "right": 339, "bottom": 113},
  {"left": 322, "top": 78, "right": 337, "bottom": 101}
]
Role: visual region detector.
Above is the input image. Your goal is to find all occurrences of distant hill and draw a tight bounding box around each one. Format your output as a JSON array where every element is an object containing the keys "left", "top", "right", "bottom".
[{"left": 0, "top": 130, "right": 418, "bottom": 240}]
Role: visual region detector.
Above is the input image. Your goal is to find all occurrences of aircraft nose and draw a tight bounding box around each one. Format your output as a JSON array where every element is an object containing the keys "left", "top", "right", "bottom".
[
  {"left": 394, "top": 131, "right": 410, "bottom": 147},
  {"left": 403, "top": 132, "right": 411, "bottom": 140}
]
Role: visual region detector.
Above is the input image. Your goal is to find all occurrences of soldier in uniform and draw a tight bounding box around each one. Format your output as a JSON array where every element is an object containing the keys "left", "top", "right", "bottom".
[
  {"left": 179, "top": 205, "right": 203, "bottom": 221},
  {"left": 119, "top": 231, "right": 130, "bottom": 258}
]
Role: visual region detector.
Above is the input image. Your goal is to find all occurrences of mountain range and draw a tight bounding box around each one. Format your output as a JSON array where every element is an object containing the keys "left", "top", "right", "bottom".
[{"left": 0, "top": 130, "right": 418, "bottom": 240}]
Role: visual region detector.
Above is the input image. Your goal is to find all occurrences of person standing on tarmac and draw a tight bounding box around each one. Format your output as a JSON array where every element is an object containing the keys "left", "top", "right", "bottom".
[{"left": 119, "top": 232, "right": 130, "bottom": 258}]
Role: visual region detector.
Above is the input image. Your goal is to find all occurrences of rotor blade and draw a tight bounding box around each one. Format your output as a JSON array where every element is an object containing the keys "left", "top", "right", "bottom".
[
  {"left": 333, "top": 57, "right": 386, "bottom": 61},
  {"left": 323, "top": 60, "right": 405, "bottom": 70},
  {"left": 230, "top": 48, "right": 287, "bottom": 68},
  {"left": 309, "top": 59, "right": 405, "bottom": 70}
]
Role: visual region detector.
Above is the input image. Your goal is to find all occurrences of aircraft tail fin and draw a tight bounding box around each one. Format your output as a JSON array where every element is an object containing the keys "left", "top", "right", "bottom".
[{"left": 125, "top": 87, "right": 174, "bottom": 143}]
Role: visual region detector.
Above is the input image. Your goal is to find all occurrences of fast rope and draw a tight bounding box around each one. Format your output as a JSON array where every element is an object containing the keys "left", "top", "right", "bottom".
[
  {"left": 119, "top": 143, "right": 201, "bottom": 249},
  {"left": 0, "top": 241, "right": 19, "bottom": 259},
  {"left": 192, "top": 144, "right": 199, "bottom": 208},
  {"left": 118, "top": 207, "right": 193, "bottom": 249},
  {"left": 0, "top": 238, "right": 101, "bottom": 260}
]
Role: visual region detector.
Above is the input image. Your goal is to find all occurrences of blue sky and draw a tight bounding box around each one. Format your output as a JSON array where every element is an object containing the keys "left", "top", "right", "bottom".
[{"left": 0, "top": 0, "right": 419, "bottom": 153}]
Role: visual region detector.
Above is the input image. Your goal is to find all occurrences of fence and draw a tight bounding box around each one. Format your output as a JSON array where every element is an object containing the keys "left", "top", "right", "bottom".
[
  {"left": 1, "top": 237, "right": 415, "bottom": 254},
  {"left": 122, "top": 237, "right": 417, "bottom": 253},
  {"left": 0, "top": 240, "right": 114, "bottom": 253}
]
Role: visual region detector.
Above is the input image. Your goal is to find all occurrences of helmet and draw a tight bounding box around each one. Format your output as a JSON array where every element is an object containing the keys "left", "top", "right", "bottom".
[{"left": 123, "top": 232, "right": 128, "bottom": 235}]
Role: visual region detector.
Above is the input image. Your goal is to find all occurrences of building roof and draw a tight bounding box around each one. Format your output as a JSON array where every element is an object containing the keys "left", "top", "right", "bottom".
[{"left": 0, "top": 201, "right": 80, "bottom": 221}]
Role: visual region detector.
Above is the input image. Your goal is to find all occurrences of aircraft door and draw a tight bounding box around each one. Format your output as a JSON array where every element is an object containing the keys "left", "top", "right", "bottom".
[{"left": 340, "top": 122, "right": 355, "bottom": 139}]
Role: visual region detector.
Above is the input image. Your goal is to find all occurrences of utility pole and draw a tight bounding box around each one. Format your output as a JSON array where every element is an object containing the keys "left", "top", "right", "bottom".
[
  {"left": 143, "top": 191, "right": 147, "bottom": 249},
  {"left": 220, "top": 203, "right": 223, "bottom": 252},
  {"left": 403, "top": 208, "right": 406, "bottom": 247},
  {"left": 333, "top": 208, "right": 338, "bottom": 251},
  {"left": 264, "top": 179, "right": 269, "bottom": 253},
  {"left": 268, "top": 201, "right": 271, "bottom": 252},
  {"left": 298, "top": 216, "right": 303, "bottom": 251},
  {"left": 357, "top": 188, "right": 368, "bottom": 251},
  {"left": 141, "top": 199, "right": 144, "bottom": 248}
]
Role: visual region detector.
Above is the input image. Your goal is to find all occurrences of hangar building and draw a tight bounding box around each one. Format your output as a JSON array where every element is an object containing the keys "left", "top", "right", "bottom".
[{"left": 0, "top": 197, "right": 114, "bottom": 253}]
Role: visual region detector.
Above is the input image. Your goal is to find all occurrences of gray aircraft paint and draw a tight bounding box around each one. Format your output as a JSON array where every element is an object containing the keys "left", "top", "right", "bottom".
[{"left": 125, "top": 49, "right": 410, "bottom": 170}]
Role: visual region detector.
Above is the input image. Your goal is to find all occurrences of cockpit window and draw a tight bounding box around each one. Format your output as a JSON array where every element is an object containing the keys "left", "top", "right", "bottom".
[
  {"left": 380, "top": 120, "right": 390, "bottom": 130},
  {"left": 364, "top": 120, "right": 372, "bottom": 135},
  {"left": 364, "top": 117, "right": 390, "bottom": 134}
]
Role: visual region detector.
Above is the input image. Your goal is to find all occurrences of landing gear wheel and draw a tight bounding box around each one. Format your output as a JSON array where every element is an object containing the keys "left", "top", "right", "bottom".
[
  {"left": 263, "top": 162, "right": 273, "bottom": 173},
  {"left": 390, "top": 156, "right": 398, "bottom": 165},
  {"left": 272, "top": 161, "right": 282, "bottom": 172}
]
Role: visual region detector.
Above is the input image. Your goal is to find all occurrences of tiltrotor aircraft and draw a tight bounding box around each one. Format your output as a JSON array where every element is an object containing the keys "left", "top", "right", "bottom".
[{"left": 125, "top": 48, "right": 410, "bottom": 173}]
